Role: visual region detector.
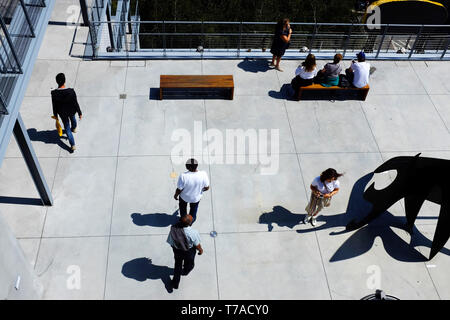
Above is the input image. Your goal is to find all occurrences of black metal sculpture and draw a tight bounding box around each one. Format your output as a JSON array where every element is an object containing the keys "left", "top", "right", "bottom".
[{"left": 346, "top": 153, "right": 450, "bottom": 260}]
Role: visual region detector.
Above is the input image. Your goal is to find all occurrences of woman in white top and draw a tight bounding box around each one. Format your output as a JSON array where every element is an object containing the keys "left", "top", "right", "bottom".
[
  {"left": 291, "top": 53, "right": 318, "bottom": 97},
  {"left": 304, "top": 168, "right": 343, "bottom": 226}
]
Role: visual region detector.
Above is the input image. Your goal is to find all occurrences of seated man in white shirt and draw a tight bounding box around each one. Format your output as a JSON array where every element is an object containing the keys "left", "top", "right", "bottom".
[
  {"left": 345, "top": 51, "right": 370, "bottom": 88},
  {"left": 174, "top": 158, "right": 210, "bottom": 224}
]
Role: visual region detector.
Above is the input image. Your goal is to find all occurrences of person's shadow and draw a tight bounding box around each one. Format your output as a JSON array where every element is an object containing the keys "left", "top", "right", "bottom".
[
  {"left": 237, "top": 59, "right": 271, "bottom": 73},
  {"left": 268, "top": 83, "right": 298, "bottom": 101},
  {"left": 131, "top": 210, "right": 179, "bottom": 227},
  {"left": 259, "top": 205, "right": 303, "bottom": 231},
  {"left": 27, "top": 128, "right": 72, "bottom": 152},
  {"left": 295, "top": 172, "right": 450, "bottom": 262},
  {"left": 122, "top": 257, "right": 174, "bottom": 293}
]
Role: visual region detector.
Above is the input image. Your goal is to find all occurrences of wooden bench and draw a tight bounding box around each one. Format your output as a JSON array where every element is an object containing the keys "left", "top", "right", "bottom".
[
  {"left": 298, "top": 83, "right": 370, "bottom": 101},
  {"left": 160, "top": 75, "right": 234, "bottom": 100}
]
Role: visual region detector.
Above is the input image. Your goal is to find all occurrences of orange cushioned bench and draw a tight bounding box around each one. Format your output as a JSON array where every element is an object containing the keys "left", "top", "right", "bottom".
[
  {"left": 160, "top": 75, "right": 234, "bottom": 100},
  {"left": 298, "top": 84, "right": 370, "bottom": 101}
]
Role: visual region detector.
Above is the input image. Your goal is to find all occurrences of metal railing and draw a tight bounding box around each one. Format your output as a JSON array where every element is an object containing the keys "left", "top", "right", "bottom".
[
  {"left": 85, "top": 13, "right": 450, "bottom": 60},
  {"left": 0, "top": 0, "right": 47, "bottom": 114}
]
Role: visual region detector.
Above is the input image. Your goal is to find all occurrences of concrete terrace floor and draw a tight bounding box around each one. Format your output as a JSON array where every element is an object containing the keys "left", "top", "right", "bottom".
[{"left": 2, "top": 2, "right": 450, "bottom": 300}]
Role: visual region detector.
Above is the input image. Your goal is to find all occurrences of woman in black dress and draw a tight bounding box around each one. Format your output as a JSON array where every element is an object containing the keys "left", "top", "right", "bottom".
[{"left": 270, "top": 18, "right": 292, "bottom": 72}]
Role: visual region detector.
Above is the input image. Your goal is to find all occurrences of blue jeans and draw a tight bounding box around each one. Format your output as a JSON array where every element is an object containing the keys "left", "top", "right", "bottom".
[
  {"left": 179, "top": 197, "right": 199, "bottom": 224},
  {"left": 62, "top": 115, "right": 77, "bottom": 147}
]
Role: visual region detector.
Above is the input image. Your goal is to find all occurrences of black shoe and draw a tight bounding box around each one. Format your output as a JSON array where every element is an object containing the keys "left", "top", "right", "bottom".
[{"left": 170, "top": 280, "right": 179, "bottom": 289}]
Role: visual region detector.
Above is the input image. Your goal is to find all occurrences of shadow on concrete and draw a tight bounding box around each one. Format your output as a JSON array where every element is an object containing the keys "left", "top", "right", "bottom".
[
  {"left": 131, "top": 211, "right": 179, "bottom": 228},
  {"left": 0, "top": 196, "right": 43, "bottom": 206},
  {"left": 269, "top": 83, "right": 368, "bottom": 101},
  {"left": 122, "top": 257, "right": 174, "bottom": 293},
  {"left": 27, "top": 128, "right": 72, "bottom": 153},
  {"left": 268, "top": 83, "right": 298, "bottom": 101},
  {"left": 295, "top": 172, "right": 450, "bottom": 262},
  {"left": 237, "top": 59, "right": 271, "bottom": 73},
  {"left": 149, "top": 87, "right": 160, "bottom": 100},
  {"left": 296, "top": 89, "right": 367, "bottom": 101},
  {"left": 259, "top": 205, "right": 303, "bottom": 231}
]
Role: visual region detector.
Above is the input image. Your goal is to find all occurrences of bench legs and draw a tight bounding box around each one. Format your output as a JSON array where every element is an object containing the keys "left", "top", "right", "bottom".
[{"left": 361, "top": 89, "right": 369, "bottom": 101}]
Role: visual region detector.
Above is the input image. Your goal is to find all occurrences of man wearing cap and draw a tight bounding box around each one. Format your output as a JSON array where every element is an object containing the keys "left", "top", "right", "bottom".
[
  {"left": 174, "top": 158, "right": 210, "bottom": 224},
  {"left": 167, "top": 214, "right": 203, "bottom": 289},
  {"left": 345, "top": 51, "right": 370, "bottom": 88}
]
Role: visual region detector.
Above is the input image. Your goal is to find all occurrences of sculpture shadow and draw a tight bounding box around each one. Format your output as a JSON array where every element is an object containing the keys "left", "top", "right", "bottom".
[
  {"left": 237, "top": 59, "right": 271, "bottom": 73},
  {"left": 131, "top": 210, "right": 179, "bottom": 228},
  {"left": 27, "top": 128, "right": 72, "bottom": 153},
  {"left": 268, "top": 83, "right": 298, "bottom": 101},
  {"left": 122, "top": 257, "right": 174, "bottom": 293},
  {"left": 259, "top": 205, "right": 303, "bottom": 231},
  {"left": 0, "top": 196, "right": 43, "bottom": 206},
  {"left": 295, "top": 172, "right": 450, "bottom": 262}
]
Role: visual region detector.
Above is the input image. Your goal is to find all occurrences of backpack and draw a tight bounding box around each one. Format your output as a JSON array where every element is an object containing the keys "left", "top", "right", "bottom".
[
  {"left": 339, "top": 74, "right": 351, "bottom": 88},
  {"left": 169, "top": 223, "right": 190, "bottom": 251}
]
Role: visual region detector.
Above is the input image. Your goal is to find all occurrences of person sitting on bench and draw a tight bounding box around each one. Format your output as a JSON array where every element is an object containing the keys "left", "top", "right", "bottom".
[
  {"left": 314, "top": 53, "right": 343, "bottom": 87},
  {"left": 291, "top": 53, "right": 318, "bottom": 97},
  {"left": 345, "top": 51, "right": 370, "bottom": 88}
]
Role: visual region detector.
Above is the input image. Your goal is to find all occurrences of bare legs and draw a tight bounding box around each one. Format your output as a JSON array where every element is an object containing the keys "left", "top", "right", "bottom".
[{"left": 270, "top": 55, "right": 282, "bottom": 71}]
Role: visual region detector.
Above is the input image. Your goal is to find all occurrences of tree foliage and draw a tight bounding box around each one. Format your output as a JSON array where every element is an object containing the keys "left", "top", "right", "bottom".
[{"left": 137, "top": 0, "right": 358, "bottom": 23}]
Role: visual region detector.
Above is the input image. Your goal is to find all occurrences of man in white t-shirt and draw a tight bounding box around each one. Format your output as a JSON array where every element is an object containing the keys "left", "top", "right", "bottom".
[
  {"left": 174, "top": 158, "right": 210, "bottom": 224},
  {"left": 345, "top": 51, "right": 370, "bottom": 88}
]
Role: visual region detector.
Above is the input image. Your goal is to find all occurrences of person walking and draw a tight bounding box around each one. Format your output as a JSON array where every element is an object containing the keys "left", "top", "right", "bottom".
[
  {"left": 174, "top": 158, "right": 210, "bottom": 224},
  {"left": 345, "top": 51, "right": 370, "bottom": 88},
  {"left": 167, "top": 214, "right": 203, "bottom": 289},
  {"left": 51, "top": 73, "right": 82, "bottom": 152},
  {"left": 270, "top": 18, "right": 292, "bottom": 72},
  {"left": 304, "top": 168, "right": 343, "bottom": 226}
]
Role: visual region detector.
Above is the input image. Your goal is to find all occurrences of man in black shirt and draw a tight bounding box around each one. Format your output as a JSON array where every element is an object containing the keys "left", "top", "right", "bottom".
[{"left": 51, "top": 73, "right": 82, "bottom": 152}]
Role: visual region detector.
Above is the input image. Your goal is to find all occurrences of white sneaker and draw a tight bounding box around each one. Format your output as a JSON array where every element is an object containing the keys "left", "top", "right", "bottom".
[
  {"left": 304, "top": 215, "right": 311, "bottom": 224},
  {"left": 311, "top": 217, "right": 317, "bottom": 226}
]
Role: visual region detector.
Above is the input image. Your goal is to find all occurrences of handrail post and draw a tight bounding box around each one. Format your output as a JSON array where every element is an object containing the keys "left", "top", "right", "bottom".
[
  {"left": 409, "top": 25, "right": 423, "bottom": 59},
  {"left": 201, "top": 20, "right": 205, "bottom": 58},
  {"left": 237, "top": 21, "right": 242, "bottom": 58},
  {"left": 309, "top": 23, "right": 317, "bottom": 54},
  {"left": 343, "top": 23, "right": 353, "bottom": 58},
  {"left": 375, "top": 24, "right": 388, "bottom": 58},
  {"left": 106, "top": 3, "right": 115, "bottom": 50},
  {"left": 79, "top": 0, "right": 90, "bottom": 27},
  {"left": 0, "top": 15, "right": 23, "bottom": 73},
  {"left": 162, "top": 21, "right": 166, "bottom": 57},
  {"left": 440, "top": 36, "right": 450, "bottom": 59},
  {"left": 20, "top": 0, "right": 35, "bottom": 37}
]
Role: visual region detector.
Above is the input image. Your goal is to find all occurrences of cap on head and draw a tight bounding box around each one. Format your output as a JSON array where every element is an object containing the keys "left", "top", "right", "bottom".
[
  {"left": 185, "top": 158, "right": 198, "bottom": 172},
  {"left": 56, "top": 73, "right": 65, "bottom": 87},
  {"left": 356, "top": 51, "right": 366, "bottom": 61}
]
